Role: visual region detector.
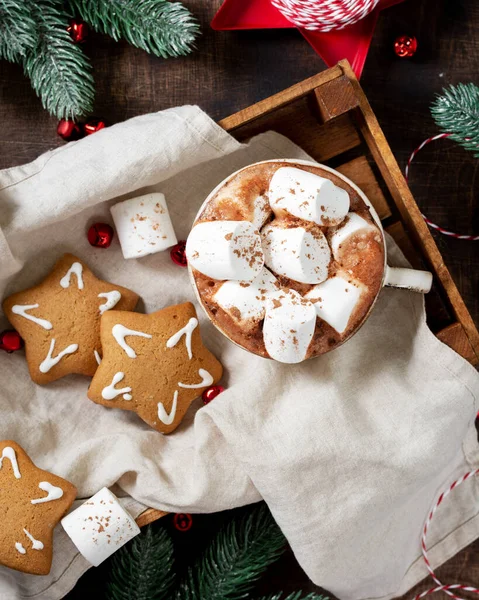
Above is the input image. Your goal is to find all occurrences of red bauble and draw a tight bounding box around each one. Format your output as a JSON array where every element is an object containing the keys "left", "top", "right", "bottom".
[
  {"left": 170, "top": 241, "right": 187, "bottom": 267},
  {"left": 57, "top": 119, "right": 82, "bottom": 141},
  {"left": 173, "top": 513, "right": 193, "bottom": 532},
  {"left": 87, "top": 223, "right": 114, "bottom": 248},
  {"left": 67, "top": 19, "right": 88, "bottom": 44},
  {"left": 394, "top": 35, "right": 417, "bottom": 58},
  {"left": 83, "top": 118, "right": 106, "bottom": 136},
  {"left": 202, "top": 385, "right": 225, "bottom": 405},
  {"left": 0, "top": 330, "right": 24, "bottom": 353}
]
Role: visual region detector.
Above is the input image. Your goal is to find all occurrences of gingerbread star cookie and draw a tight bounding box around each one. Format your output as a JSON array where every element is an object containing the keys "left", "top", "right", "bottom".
[
  {"left": 0, "top": 440, "right": 76, "bottom": 575},
  {"left": 2, "top": 254, "right": 139, "bottom": 384},
  {"left": 88, "top": 302, "right": 223, "bottom": 434}
]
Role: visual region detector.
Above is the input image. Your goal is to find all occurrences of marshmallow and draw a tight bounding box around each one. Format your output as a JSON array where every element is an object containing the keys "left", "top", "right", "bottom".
[
  {"left": 252, "top": 194, "right": 272, "bottom": 230},
  {"left": 269, "top": 167, "right": 349, "bottom": 226},
  {"left": 329, "top": 212, "right": 377, "bottom": 261},
  {"left": 61, "top": 487, "right": 140, "bottom": 567},
  {"left": 261, "top": 223, "right": 331, "bottom": 284},
  {"left": 213, "top": 267, "right": 279, "bottom": 326},
  {"left": 186, "top": 220, "right": 264, "bottom": 281},
  {"left": 263, "top": 289, "right": 316, "bottom": 363},
  {"left": 110, "top": 192, "right": 177, "bottom": 259},
  {"left": 305, "top": 275, "right": 364, "bottom": 334}
]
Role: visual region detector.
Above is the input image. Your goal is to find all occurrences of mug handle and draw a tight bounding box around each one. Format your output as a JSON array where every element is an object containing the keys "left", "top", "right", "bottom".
[{"left": 384, "top": 266, "right": 433, "bottom": 294}]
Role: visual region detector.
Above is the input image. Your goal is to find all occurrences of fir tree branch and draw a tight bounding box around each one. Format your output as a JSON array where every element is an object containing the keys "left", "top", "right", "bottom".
[
  {"left": 22, "top": 0, "right": 94, "bottom": 119},
  {"left": 431, "top": 83, "right": 479, "bottom": 157},
  {"left": 176, "top": 504, "right": 286, "bottom": 600},
  {"left": 0, "top": 0, "right": 39, "bottom": 62},
  {"left": 258, "top": 593, "right": 330, "bottom": 600},
  {"left": 66, "top": 0, "right": 199, "bottom": 59},
  {"left": 107, "top": 525, "right": 176, "bottom": 600}
]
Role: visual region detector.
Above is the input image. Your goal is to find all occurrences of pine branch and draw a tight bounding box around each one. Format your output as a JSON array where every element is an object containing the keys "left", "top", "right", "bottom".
[
  {"left": 0, "top": 0, "right": 39, "bottom": 62},
  {"left": 107, "top": 525, "right": 176, "bottom": 600},
  {"left": 431, "top": 83, "right": 479, "bottom": 157},
  {"left": 177, "top": 504, "right": 286, "bottom": 600},
  {"left": 22, "top": 0, "right": 94, "bottom": 119},
  {"left": 66, "top": 0, "right": 200, "bottom": 59},
  {"left": 258, "top": 593, "right": 331, "bottom": 600}
]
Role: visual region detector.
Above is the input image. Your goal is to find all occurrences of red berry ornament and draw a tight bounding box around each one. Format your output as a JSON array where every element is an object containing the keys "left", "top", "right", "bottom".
[
  {"left": 173, "top": 513, "right": 193, "bottom": 532},
  {"left": 0, "top": 330, "right": 24, "bottom": 353},
  {"left": 67, "top": 19, "right": 88, "bottom": 44},
  {"left": 170, "top": 241, "right": 187, "bottom": 267},
  {"left": 87, "top": 223, "right": 114, "bottom": 248},
  {"left": 83, "top": 118, "right": 106, "bottom": 136},
  {"left": 57, "top": 119, "right": 82, "bottom": 141},
  {"left": 394, "top": 35, "right": 417, "bottom": 58},
  {"left": 202, "top": 385, "right": 225, "bottom": 405}
]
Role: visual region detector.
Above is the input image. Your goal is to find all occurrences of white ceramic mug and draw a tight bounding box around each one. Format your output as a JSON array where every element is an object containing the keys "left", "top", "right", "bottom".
[{"left": 188, "top": 159, "right": 433, "bottom": 353}]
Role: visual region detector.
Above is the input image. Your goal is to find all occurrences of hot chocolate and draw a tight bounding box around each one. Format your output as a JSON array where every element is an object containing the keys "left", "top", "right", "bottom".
[{"left": 186, "top": 160, "right": 385, "bottom": 363}]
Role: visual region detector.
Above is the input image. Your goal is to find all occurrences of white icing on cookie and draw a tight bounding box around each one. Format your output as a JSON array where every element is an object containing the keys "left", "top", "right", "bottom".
[
  {"left": 94, "top": 350, "right": 101, "bottom": 365},
  {"left": 11, "top": 304, "right": 52, "bottom": 330},
  {"left": 23, "top": 529, "right": 44, "bottom": 550},
  {"left": 178, "top": 369, "right": 214, "bottom": 389},
  {"left": 0, "top": 447, "right": 21, "bottom": 479},
  {"left": 166, "top": 318, "right": 198, "bottom": 360},
  {"left": 39, "top": 339, "right": 79, "bottom": 373},
  {"left": 15, "top": 543, "right": 26, "bottom": 555},
  {"left": 111, "top": 324, "right": 152, "bottom": 359},
  {"left": 98, "top": 291, "right": 121, "bottom": 315},
  {"left": 102, "top": 372, "right": 132, "bottom": 400},
  {"left": 31, "top": 481, "right": 64, "bottom": 505},
  {"left": 60, "top": 262, "right": 84, "bottom": 290},
  {"left": 157, "top": 390, "right": 178, "bottom": 425}
]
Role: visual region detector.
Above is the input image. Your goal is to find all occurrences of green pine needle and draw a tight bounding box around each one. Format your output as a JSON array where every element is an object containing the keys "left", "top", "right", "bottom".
[
  {"left": 67, "top": 0, "right": 200, "bottom": 58},
  {"left": 176, "top": 504, "right": 286, "bottom": 600},
  {"left": 22, "top": 0, "right": 94, "bottom": 119},
  {"left": 258, "top": 593, "right": 331, "bottom": 600},
  {"left": 0, "top": 0, "right": 39, "bottom": 62},
  {"left": 107, "top": 525, "right": 176, "bottom": 600},
  {"left": 431, "top": 83, "right": 479, "bottom": 157}
]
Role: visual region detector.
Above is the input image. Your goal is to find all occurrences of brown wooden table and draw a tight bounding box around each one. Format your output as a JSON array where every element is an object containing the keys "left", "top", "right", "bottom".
[{"left": 1, "top": 0, "right": 478, "bottom": 597}]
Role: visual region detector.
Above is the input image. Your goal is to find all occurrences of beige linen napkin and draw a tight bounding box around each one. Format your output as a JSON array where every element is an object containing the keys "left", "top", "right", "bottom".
[{"left": 0, "top": 106, "right": 478, "bottom": 600}]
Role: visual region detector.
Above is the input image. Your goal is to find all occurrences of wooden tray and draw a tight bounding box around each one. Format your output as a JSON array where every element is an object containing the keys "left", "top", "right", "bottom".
[{"left": 137, "top": 59, "right": 479, "bottom": 527}]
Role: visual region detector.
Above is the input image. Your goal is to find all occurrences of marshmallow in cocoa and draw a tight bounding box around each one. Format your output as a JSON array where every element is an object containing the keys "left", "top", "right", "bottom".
[
  {"left": 263, "top": 289, "right": 316, "bottom": 363},
  {"left": 305, "top": 275, "right": 364, "bottom": 334},
  {"left": 261, "top": 222, "right": 331, "bottom": 284},
  {"left": 269, "top": 166, "right": 349, "bottom": 226},
  {"left": 186, "top": 220, "right": 264, "bottom": 281}
]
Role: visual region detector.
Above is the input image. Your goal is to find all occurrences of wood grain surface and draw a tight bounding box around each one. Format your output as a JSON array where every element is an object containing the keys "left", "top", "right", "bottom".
[{"left": 1, "top": 0, "right": 478, "bottom": 597}]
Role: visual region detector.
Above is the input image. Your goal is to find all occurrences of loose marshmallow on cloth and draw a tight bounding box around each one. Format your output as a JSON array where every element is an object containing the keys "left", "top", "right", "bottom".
[
  {"left": 263, "top": 289, "right": 317, "bottom": 363},
  {"left": 61, "top": 487, "right": 140, "bottom": 567},
  {"left": 213, "top": 267, "right": 279, "bottom": 326},
  {"left": 261, "top": 222, "right": 331, "bottom": 284},
  {"left": 305, "top": 275, "right": 364, "bottom": 334},
  {"left": 1, "top": 107, "right": 479, "bottom": 600},
  {"left": 330, "top": 212, "right": 377, "bottom": 261},
  {"left": 110, "top": 192, "right": 177, "bottom": 259},
  {"left": 269, "top": 166, "right": 350, "bottom": 226},
  {"left": 186, "top": 220, "right": 264, "bottom": 281}
]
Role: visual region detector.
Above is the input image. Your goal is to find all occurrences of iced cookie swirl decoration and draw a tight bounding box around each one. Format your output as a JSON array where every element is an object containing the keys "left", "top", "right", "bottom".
[
  {"left": 2, "top": 253, "right": 139, "bottom": 385},
  {"left": 188, "top": 163, "right": 385, "bottom": 364},
  {"left": 88, "top": 303, "right": 223, "bottom": 435},
  {"left": 0, "top": 441, "right": 76, "bottom": 575}
]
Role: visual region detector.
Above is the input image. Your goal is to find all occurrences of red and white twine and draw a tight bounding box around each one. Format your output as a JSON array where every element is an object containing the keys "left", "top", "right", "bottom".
[
  {"left": 405, "top": 133, "right": 479, "bottom": 241},
  {"left": 413, "top": 468, "right": 479, "bottom": 600},
  {"left": 270, "top": 0, "right": 379, "bottom": 32}
]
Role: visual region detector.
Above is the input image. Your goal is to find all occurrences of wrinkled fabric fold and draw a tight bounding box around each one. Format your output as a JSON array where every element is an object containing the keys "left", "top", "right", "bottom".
[{"left": 0, "top": 105, "right": 478, "bottom": 600}]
